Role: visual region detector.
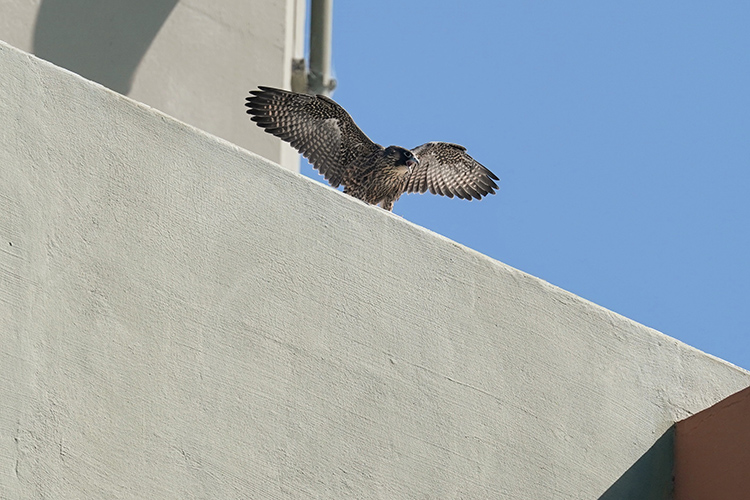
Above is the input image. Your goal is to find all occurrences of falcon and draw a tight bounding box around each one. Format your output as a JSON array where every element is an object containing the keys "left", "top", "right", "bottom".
[{"left": 245, "top": 86, "right": 499, "bottom": 211}]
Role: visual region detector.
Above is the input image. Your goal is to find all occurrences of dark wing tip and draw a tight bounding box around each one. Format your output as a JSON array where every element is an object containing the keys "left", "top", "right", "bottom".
[
  {"left": 250, "top": 86, "right": 285, "bottom": 95},
  {"left": 245, "top": 87, "right": 285, "bottom": 115},
  {"left": 246, "top": 86, "right": 288, "bottom": 103}
]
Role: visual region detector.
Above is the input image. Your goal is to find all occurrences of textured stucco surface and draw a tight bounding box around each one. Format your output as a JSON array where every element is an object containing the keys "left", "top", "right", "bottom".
[
  {"left": 1, "top": 41, "right": 749, "bottom": 499},
  {"left": 0, "top": 0, "right": 301, "bottom": 171}
]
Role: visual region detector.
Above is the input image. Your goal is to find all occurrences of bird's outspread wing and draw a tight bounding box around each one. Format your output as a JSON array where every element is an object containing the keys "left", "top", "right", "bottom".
[
  {"left": 405, "top": 142, "right": 499, "bottom": 200},
  {"left": 245, "top": 86, "right": 378, "bottom": 187}
]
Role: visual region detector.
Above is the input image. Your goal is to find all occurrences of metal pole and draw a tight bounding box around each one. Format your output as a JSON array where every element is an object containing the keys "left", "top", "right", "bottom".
[{"left": 308, "top": 0, "right": 336, "bottom": 95}]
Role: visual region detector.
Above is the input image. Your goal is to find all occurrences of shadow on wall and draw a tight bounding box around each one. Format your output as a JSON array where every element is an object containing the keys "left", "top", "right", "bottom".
[
  {"left": 598, "top": 426, "right": 674, "bottom": 500},
  {"left": 32, "top": 0, "right": 179, "bottom": 95}
]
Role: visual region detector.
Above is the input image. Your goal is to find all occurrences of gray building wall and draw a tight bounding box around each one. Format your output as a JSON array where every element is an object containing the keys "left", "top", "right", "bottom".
[
  {"left": 1, "top": 41, "right": 749, "bottom": 499},
  {"left": 0, "top": 0, "right": 304, "bottom": 171}
]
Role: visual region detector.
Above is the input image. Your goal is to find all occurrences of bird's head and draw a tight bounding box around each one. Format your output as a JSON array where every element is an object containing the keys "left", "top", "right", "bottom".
[{"left": 384, "top": 146, "right": 419, "bottom": 174}]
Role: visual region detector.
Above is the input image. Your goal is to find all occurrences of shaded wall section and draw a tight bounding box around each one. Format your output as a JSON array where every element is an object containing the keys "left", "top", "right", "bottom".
[
  {"left": 1, "top": 41, "right": 750, "bottom": 499},
  {"left": 675, "top": 386, "right": 750, "bottom": 500},
  {"left": 599, "top": 427, "right": 675, "bottom": 500},
  {"left": 0, "top": 0, "right": 302, "bottom": 171},
  {"left": 33, "top": 0, "right": 179, "bottom": 94}
]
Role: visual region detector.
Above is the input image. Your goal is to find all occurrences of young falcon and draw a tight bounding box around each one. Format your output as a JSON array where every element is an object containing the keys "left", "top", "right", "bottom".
[{"left": 245, "top": 86, "right": 499, "bottom": 211}]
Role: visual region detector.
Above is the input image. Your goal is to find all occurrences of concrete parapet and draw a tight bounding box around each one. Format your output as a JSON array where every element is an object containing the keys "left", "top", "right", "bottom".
[{"left": 1, "top": 41, "right": 749, "bottom": 499}]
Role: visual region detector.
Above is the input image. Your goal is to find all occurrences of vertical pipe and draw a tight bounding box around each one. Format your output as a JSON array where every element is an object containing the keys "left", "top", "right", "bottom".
[{"left": 308, "top": 0, "right": 336, "bottom": 95}]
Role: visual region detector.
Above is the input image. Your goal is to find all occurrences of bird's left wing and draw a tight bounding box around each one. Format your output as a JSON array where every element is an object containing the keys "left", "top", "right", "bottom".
[
  {"left": 245, "top": 86, "right": 377, "bottom": 187},
  {"left": 405, "top": 142, "right": 499, "bottom": 200}
]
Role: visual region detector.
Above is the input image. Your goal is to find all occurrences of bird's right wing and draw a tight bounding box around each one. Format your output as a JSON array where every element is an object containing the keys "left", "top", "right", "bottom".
[
  {"left": 246, "top": 87, "right": 378, "bottom": 187},
  {"left": 405, "top": 142, "right": 499, "bottom": 200}
]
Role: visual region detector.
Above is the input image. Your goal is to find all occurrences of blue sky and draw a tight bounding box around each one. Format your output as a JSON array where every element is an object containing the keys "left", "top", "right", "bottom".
[{"left": 300, "top": 1, "right": 750, "bottom": 370}]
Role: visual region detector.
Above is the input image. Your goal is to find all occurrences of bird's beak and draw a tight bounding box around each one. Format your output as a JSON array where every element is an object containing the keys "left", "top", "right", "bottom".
[{"left": 406, "top": 157, "right": 419, "bottom": 172}]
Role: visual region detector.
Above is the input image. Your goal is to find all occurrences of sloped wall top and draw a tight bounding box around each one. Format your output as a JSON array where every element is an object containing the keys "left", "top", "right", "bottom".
[{"left": 1, "top": 41, "right": 748, "bottom": 499}]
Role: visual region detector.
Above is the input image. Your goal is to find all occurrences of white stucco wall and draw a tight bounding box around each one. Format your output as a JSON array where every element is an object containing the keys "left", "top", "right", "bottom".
[
  {"left": 0, "top": 0, "right": 303, "bottom": 172},
  {"left": 1, "top": 41, "right": 748, "bottom": 499}
]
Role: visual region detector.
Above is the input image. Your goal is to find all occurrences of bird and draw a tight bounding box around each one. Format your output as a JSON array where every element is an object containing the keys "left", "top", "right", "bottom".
[{"left": 245, "top": 86, "right": 499, "bottom": 211}]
